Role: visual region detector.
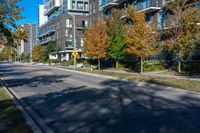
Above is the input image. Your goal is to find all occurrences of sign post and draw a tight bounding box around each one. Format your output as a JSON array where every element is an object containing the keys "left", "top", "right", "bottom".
[{"left": 72, "top": 50, "right": 78, "bottom": 69}]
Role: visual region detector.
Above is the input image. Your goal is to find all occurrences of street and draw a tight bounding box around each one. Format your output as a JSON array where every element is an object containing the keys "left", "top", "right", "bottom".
[{"left": 0, "top": 62, "right": 200, "bottom": 133}]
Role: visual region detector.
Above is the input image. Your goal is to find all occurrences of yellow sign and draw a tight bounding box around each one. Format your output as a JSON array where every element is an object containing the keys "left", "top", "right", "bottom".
[{"left": 72, "top": 50, "right": 78, "bottom": 57}]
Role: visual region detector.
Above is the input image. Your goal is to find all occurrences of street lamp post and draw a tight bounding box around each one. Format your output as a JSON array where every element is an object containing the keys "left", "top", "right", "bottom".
[{"left": 68, "top": 13, "right": 76, "bottom": 69}]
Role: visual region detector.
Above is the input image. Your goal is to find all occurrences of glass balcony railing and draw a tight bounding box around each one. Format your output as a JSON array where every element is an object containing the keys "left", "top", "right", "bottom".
[
  {"left": 136, "top": 0, "right": 161, "bottom": 12},
  {"left": 100, "top": 0, "right": 118, "bottom": 9}
]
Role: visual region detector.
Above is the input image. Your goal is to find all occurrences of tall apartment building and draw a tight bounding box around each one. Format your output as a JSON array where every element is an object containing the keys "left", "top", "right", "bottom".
[
  {"left": 20, "top": 23, "right": 37, "bottom": 55},
  {"left": 99, "top": 0, "right": 200, "bottom": 60},
  {"left": 89, "top": 0, "right": 100, "bottom": 23},
  {"left": 39, "top": 5, "right": 48, "bottom": 27},
  {"left": 38, "top": 0, "right": 90, "bottom": 60},
  {"left": 100, "top": 0, "right": 166, "bottom": 29}
]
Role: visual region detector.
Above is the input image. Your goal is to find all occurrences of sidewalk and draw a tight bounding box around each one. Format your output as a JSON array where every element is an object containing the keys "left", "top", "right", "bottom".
[
  {"left": 101, "top": 69, "right": 200, "bottom": 81},
  {"left": 145, "top": 72, "right": 200, "bottom": 81}
]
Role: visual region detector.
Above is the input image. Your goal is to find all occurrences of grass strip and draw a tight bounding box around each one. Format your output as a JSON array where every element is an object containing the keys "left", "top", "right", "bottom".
[
  {"left": 0, "top": 87, "right": 32, "bottom": 133},
  {"left": 59, "top": 66, "right": 200, "bottom": 92}
]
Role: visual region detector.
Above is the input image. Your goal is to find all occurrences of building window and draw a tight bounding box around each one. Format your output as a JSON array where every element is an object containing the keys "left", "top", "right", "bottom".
[
  {"left": 84, "top": 2, "right": 88, "bottom": 10},
  {"left": 65, "top": 39, "right": 73, "bottom": 48},
  {"left": 77, "top": 2, "right": 84, "bottom": 9},
  {"left": 145, "top": 15, "right": 152, "bottom": 22},
  {"left": 69, "top": 34, "right": 72, "bottom": 39},
  {"left": 81, "top": 38, "right": 84, "bottom": 46},
  {"left": 123, "top": 2, "right": 128, "bottom": 8},
  {"left": 66, "top": 19, "right": 72, "bottom": 28},
  {"left": 82, "top": 20, "right": 88, "bottom": 27},
  {"left": 65, "top": 29, "right": 68, "bottom": 37},
  {"left": 72, "top": 1, "right": 75, "bottom": 9},
  {"left": 157, "top": 12, "right": 162, "bottom": 29},
  {"left": 162, "top": 0, "right": 166, "bottom": 6}
]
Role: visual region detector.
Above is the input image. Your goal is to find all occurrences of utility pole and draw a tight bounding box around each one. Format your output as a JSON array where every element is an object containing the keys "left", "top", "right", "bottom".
[{"left": 68, "top": 13, "right": 76, "bottom": 69}]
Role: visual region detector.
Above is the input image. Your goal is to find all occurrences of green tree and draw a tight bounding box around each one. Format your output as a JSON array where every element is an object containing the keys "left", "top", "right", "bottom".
[
  {"left": 107, "top": 9, "right": 127, "bottom": 69},
  {"left": 32, "top": 45, "right": 44, "bottom": 62},
  {"left": 43, "top": 41, "right": 57, "bottom": 62},
  {"left": 19, "top": 53, "right": 30, "bottom": 62},
  {"left": 0, "top": 0, "right": 23, "bottom": 46},
  {"left": 84, "top": 18, "right": 109, "bottom": 70},
  {"left": 124, "top": 5, "right": 159, "bottom": 74},
  {"left": 0, "top": 51, "right": 3, "bottom": 61}
]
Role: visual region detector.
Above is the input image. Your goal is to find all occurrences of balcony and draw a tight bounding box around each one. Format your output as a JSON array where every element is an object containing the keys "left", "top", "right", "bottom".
[
  {"left": 38, "top": 32, "right": 48, "bottom": 38},
  {"left": 44, "top": 0, "right": 61, "bottom": 16},
  {"left": 136, "top": 0, "right": 161, "bottom": 13},
  {"left": 47, "top": 29, "right": 56, "bottom": 34},
  {"left": 76, "top": 24, "right": 88, "bottom": 30},
  {"left": 120, "top": 12, "right": 127, "bottom": 19},
  {"left": 76, "top": 26, "right": 85, "bottom": 30},
  {"left": 38, "top": 29, "right": 55, "bottom": 38},
  {"left": 40, "top": 38, "right": 55, "bottom": 45},
  {"left": 44, "top": 6, "right": 60, "bottom": 16},
  {"left": 100, "top": 0, "right": 118, "bottom": 10},
  {"left": 68, "top": 9, "right": 89, "bottom": 12}
]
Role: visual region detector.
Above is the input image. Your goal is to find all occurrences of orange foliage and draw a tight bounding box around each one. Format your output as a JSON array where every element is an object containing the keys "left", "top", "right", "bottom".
[
  {"left": 124, "top": 5, "right": 159, "bottom": 59},
  {"left": 84, "top": 18, "right": 109, "bottom": 59}
]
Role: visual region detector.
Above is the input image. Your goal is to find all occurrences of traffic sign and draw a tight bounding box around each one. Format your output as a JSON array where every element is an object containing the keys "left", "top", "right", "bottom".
[{"left": 72, "top": 50, "right": 78, "bottom": 57}]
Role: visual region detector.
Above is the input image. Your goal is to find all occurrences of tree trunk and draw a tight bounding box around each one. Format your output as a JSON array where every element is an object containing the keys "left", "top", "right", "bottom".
[
  {"left": 140, "top": 57, "right": 143, "bottom": 74},
  {"left": 116, "top": 60, "right": 119, "bottom": 69},
  {"left": 49, "top": 60, "right": 51, "bottom": 66},
  {"left": 98, "top": 58, "right": 101, "bottom": 70},
  {"left": 178, "top": 60, "right": 181, "bottom": 73},
  {"left": 9, "top": 55, "right": 11, "bottom": 62}
]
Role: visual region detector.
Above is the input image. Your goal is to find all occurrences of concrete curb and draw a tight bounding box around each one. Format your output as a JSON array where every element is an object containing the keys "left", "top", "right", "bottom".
[
  {"left": 0, "top": 79, "right": 54, "bottom": 133},
  {"left": 51, "top": 66, "right": 119, "bottom": 80}
]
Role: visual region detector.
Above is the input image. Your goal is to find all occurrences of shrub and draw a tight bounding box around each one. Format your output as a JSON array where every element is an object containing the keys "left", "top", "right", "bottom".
[
  {"left": 83, "top": 60, "right": 91, "bottom": 67},
  {"left": 66, "top": 59, "right": 74, "bottom": 66},
  {"left": 181, "top": 62, "right": 200, "bottom": 73},
  {"left": 76, "top": 58, "right": 85, "bottom": 63},
  {"left": 134, "top": 60, "right": 165, "bottom": 72},
  {"left": 49, "top": 59, "right": 60, "bottom": 64}
]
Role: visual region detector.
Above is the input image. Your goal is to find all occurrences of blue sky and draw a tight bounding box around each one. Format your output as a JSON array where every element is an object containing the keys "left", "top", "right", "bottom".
[{"left": 17, "top": 0, "right": 43, "bottom": 25}]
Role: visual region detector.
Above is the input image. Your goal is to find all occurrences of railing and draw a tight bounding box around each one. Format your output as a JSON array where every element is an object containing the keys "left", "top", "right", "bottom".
[
  {"left": 136, "top": 0, "right": 160, "bottom": 11},
  {"left": 100, "top": 0, "right": 117, "bottom": 7}
]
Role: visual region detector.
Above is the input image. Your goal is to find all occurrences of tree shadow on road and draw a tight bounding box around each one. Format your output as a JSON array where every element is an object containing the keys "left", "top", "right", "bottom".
[
  {"left": 20, "top": 79, "right": 200, "bottom": 133},
  {"left": 4, "top": 74, "right": 71, "bottom": 88}
]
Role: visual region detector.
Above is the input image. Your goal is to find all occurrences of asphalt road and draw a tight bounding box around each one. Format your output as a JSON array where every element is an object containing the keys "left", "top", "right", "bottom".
[{"left": 1, "top": 62, "right": 200, "bottom": 133}]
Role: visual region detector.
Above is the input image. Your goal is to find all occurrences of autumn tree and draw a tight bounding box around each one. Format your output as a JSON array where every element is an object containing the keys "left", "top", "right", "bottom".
[
  {"left": 107, "top": 9, "right": 127, "bottom": 69},
  {"left": 32, "top": 45, "right": 44, "bottom": 62},
  {"left": 0, "top": 0, "right": 23, "bottom": 46},
  {"left": 0, "top": 47, "right": 16, "bottom": 61},
  {"left": 84, "top": 18, "right": 109, "bottom": 70},
  {"left": 176, "top": 8, "right": 200, "bottom": 72},
  {"left": 124, "top": 5, "right": 159, "bottom": 74},
  {"left": 163, "top": 0, "right": 200, "bottom": 73},
  {"left": 12, "top": 26, "right": 27, "bottom": 47}
]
